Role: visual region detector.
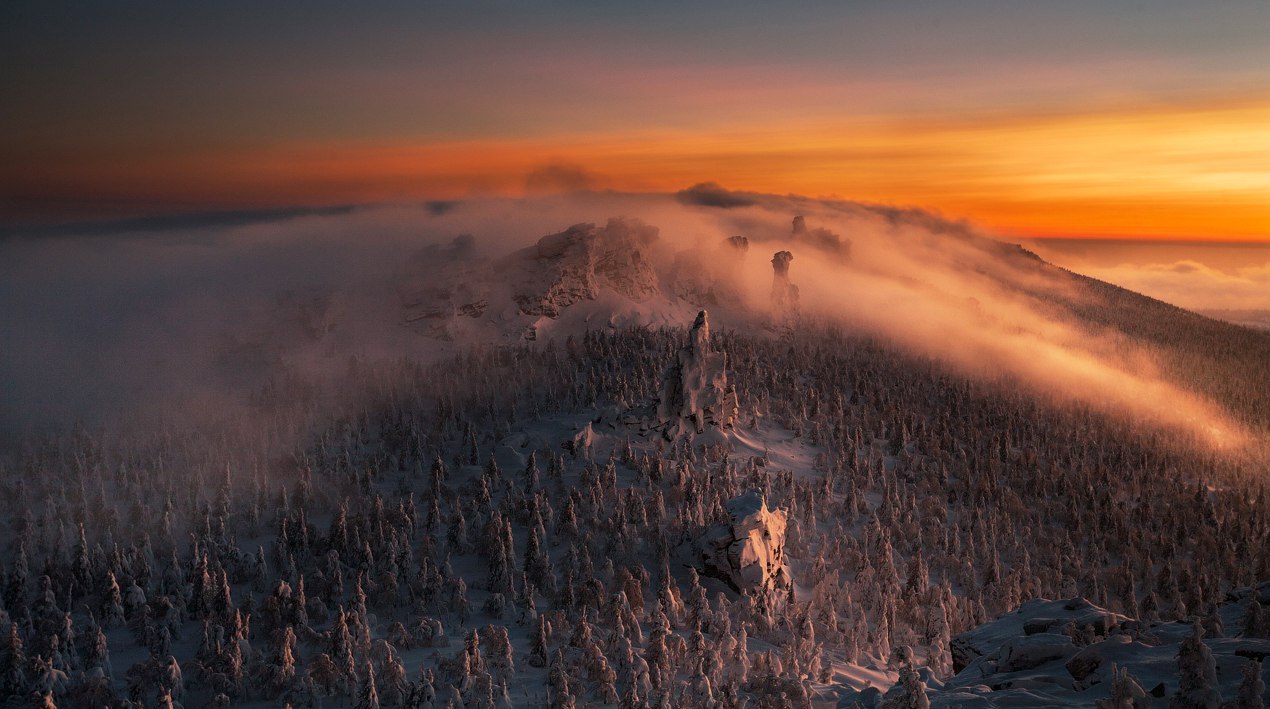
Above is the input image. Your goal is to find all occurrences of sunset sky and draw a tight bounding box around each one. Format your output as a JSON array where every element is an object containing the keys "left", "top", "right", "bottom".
[{"left": 3, "top": 1, "right": 1268, "bottom": 241}]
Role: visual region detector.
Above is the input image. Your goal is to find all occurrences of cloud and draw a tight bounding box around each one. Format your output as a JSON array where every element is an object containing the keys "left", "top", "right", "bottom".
[
  {"left": 0, "top": 205, "right": 360, "bottom": 240},
  {"left": 1083, "top": 259, "right": 1270, "bottom": 312},
  {"left": 675, "top": 182, "right": 758, "bottom": 209},
  {"left": 524, "top": 162, "right": 602, "bottom": 194},
  {"left": 0, "top": 189, "right": 1255, "bottom": 454}
]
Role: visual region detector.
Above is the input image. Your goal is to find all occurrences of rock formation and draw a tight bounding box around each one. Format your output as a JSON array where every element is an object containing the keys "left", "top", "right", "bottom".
[
  {"left": 950, "top": 598, "right": 1130, "bottom": 674},
  {"left": 401, "top": 217, "right": 662, "bottom": 337},
  {"left": 915, "top": 592, "right": 1270, "bottom": 707},
  {"left": 647, "top": 310, "right": 738, "bottom": 440},
  {"left": 694, "top": 490, "right": 790, "bottom": 594},
  {"left": 403, "top": 284, "right": 488, "bottom": 325},
  {"left": 770, "top": 250, "right": 799, "bottom": 320},
  {"left": 512, "top": 218, "right": 660, "bottom": 317}
]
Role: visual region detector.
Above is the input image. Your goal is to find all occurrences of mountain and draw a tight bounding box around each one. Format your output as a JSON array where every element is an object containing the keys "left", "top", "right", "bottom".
[{"left": 0, "top": 189, "right": 1266, "bottom": 707}]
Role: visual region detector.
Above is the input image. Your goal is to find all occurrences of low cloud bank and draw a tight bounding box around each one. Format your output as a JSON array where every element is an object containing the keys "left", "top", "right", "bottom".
[
  {"left": 0, "top": 188, "right": 1255, "bottom": 450},
  {"left": 1083, "top": 259, "right": 1270, "bottom": 312}
]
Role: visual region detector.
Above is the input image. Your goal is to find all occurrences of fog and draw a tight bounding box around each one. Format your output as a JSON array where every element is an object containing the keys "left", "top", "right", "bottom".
[
  {"left": 1026, "top": 238, "right": 1270, "bottom": 313},
  {"left": 0, "top": 188, "right": 1255, "bottom": 450},
  {"left": 1081, "top": 260, "right": 1270, "bottom": 313}
]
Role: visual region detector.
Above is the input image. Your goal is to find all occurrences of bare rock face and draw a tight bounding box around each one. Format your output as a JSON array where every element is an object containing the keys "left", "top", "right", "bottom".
[
  {"left": 645, "top": 310, "right": 739, "bottom": 440},
  {"left": 513, "top": 218, "right": 660, "bottom": 317},
  {"left": 696, "top": 490, "right": 791, "bottom": 594},
  {"left": 770, "top": 250, "right": 799, "bottom": 319}
]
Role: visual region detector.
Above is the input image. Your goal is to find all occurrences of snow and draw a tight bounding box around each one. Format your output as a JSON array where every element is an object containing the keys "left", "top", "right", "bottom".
[
  {"left": 932, "top": 595, "right": 1270, "bottom": 707},
  {"left": 1, "top": 201, "right": 1267, "bottom": 707},
  {"left": 951, "top": 598, "right": 1131, "bottom": 673},
  {"left": 652, "top": 310, "right": 739, "bottom": 437},
  {"left": 693, "top": 491, "right": 791, "bottom": 594}
]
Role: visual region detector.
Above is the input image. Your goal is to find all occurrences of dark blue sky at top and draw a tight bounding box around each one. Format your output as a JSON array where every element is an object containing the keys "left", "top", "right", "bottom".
[{"left": 5, "top": 0, "right": 1268, "bottom": 148}]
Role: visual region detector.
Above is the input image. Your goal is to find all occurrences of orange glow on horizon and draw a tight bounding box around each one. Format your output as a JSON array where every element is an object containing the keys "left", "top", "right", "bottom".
[{"left": 5, "top": 96, "right": 1269, "bottom": 241}]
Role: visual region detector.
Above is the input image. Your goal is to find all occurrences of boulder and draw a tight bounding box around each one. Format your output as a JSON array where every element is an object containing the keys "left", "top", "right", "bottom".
[
  {"left": 694, "top": 490, "right": 790, "bottom": 594},
  {"left": 1064, "top": 645, "right": 1104, "bottom": 682},
  {"left": 993, "top": 634, "right": 1077, "bottom": 673}
]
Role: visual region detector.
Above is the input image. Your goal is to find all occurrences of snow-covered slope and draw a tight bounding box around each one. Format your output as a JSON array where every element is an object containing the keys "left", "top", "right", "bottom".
[
  {"left": 399, "top": 216, "right": 768, "bottom": 347},
  {"left": 1, "top": 191, "right": 1267, "bottom": 708}
]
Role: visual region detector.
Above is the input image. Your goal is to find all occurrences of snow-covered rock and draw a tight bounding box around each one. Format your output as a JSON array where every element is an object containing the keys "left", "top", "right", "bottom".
[
  {"left": 401, "top": 216, "right": 702, "bottom": 342},
  {"left": 933, "top": 594, "right": 1270, "bottom": 707},
  {"left": 994, "top": 633, "right": 1080, "bottom": 674},
  {"left": 510, "top": 218, "right": 660, "bottom": 317},
  {"left": 951, "top": 598, "right": 1130, "bottom": 673},
  {"left": 564, "top": 421, "right": 593, "bottom": 455},
  {"left": 632, "top": 309, "right": 739, "bottom": 441},
  {"left": 693, "top": 490, "right": 791, "bottom": 594}
]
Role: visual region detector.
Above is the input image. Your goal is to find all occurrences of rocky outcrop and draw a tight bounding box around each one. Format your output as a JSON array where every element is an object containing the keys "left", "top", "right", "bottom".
[
  {"left": 402, "top": 217, "right": 663, "bottom": 337},
  {"left": 695, "top": 490, "right": 790, "bottom": 594},
  {"left": 512, "top": 218, "right": 660, "bottom": 317},
  {"left": 921, "top": 592, "right": 1270, "bottom": 707},
  {"left": 951, "top": 598, "right": 1130, "bottom": 674},
  {"left": 770, "top": 250, "right": 799, "bottom": 321},
  {"left": 644, "top": 310, "right": 738, "bottom": 440}
]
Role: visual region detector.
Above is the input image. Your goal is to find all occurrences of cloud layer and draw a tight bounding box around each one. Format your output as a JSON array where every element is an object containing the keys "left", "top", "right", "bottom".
[
  {"left": 0, "top": 189, "right": 1257, "bottom": 452},
  {"left": 1082, "top": 259, "right": 1270, "bottom": 312}
]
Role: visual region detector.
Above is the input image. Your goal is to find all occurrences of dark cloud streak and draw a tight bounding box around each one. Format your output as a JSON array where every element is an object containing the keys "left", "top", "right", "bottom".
[
  {"left": 675, "top": 182, "right": 758, "bottom": 209},
  {"left": 0, "top": 204, "right": 361, "bottom": 240}
]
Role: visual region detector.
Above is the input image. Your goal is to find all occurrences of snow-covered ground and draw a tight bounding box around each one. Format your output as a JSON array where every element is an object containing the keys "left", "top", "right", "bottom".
[{"left": 0, "top": 196, "right": 1267, "bottom": 707}]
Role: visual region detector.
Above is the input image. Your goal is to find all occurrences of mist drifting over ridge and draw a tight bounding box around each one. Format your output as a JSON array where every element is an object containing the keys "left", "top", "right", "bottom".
[
  {"left": 0, "top": 186, "right": 1263, "bottom": 454},
  {"left": 2, "top": 183, "right": 1269, "bottom": 709}
]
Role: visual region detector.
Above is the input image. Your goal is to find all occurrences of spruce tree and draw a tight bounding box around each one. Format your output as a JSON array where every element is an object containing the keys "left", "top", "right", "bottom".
[
  {"left": 0, "top": 622, "right": 27, "bottom": 696},
  {"left": 1234, "top": 659, "right": 1265, "bottom": 709},
  {"left": 355, "top": 660, "right": 380, "bottom": 709},
  {"left": 1171, "top": 622, "right": 1221, "bottom": 709}
]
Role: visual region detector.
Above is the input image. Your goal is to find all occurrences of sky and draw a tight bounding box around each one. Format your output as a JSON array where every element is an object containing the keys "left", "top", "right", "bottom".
[{"left": 2, "top": 1, "right": 1269, "bottom": 242}]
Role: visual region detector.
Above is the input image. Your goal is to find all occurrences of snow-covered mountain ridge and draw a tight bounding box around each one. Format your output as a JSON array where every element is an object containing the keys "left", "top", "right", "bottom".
[{"left": 0, "top": 189, "right": 1266, "bottom": 707}]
